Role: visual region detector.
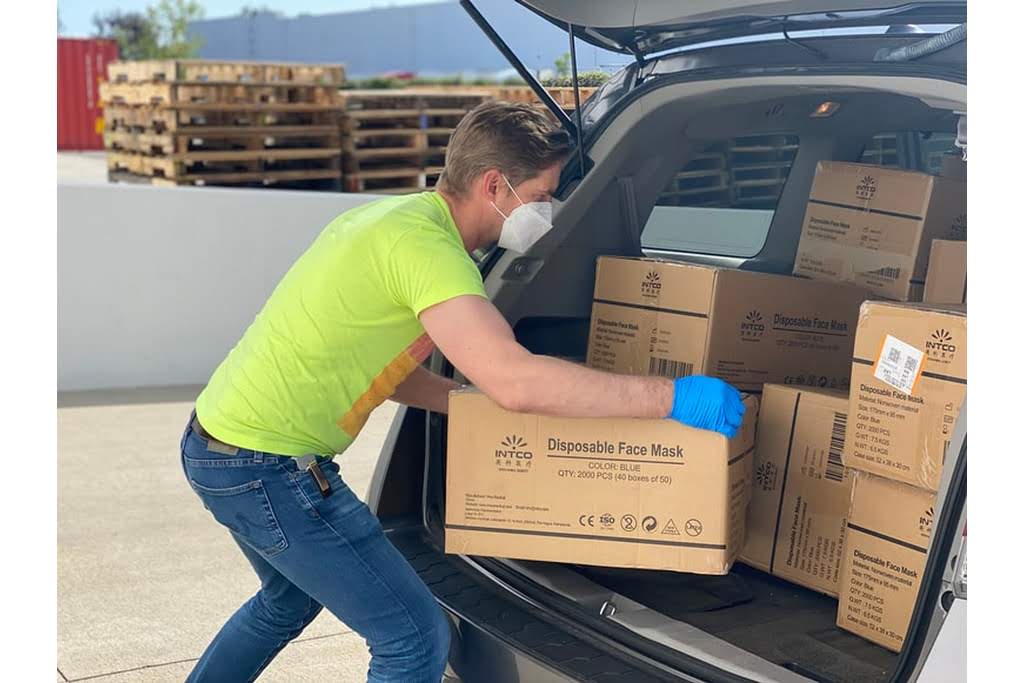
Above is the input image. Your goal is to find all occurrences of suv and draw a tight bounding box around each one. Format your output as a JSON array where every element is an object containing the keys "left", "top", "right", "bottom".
[{"left": 366, "top": 2, "right": 967, "bottom": 681}]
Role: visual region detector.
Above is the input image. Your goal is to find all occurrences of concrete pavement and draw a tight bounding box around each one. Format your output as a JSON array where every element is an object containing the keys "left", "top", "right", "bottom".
[
  {"left": 57, "top": 386, "right": 399, "bottom": 681},
  {"left": 57, "top": 152, "right": 108, "bottom": 184}
]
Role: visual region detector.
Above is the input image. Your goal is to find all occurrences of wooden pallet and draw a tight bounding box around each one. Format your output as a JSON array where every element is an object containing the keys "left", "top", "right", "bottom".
[
  {"left": 109, "top": 141, "right": 338, "bottom": 170},
  {"left": 861, "top": 133, "right": 900, "bottom": 167},
  {"left": 106, "top": 151, "right": 147, "bottom": 175},
  {"left": 102, "top": 60, "right": 347, "bottom": 192},
  {"left": 337, "top": 91, "right": 488, "bottom": 193},
  {"left": 105, "top": 104, "right": 342, "bottom": 134},
  {"left": 480, "top": 85, "right": 598, "bottom": 111},
  {"left": 731, "top": 178, "right": 787, "bottom": 208},
  {"left": 105, "top": 126, "right": 341, "bottom": 155},
  {"left": 730, "top": 161, "right": 792, "bottom": 183},
  {"left": 341, "top": 163, "right": 445, "bottom": 194},
  {"left": 100, "top": 80, "right": 339, "bottom": 107},
  {"left": 110, "top": 168, "right": 343, "bottom": 189},
  {"left": 340, "top": 89, "right": 490, "bottom": 109},
  {"left": 342, "top": 128, "right": 453, "bottom": 156},
  {"left": 728, "top": 135, "right": 799, "bottom": 167},
  {"left": 107, "top": 59, "right": 345, "bottom": 85}
]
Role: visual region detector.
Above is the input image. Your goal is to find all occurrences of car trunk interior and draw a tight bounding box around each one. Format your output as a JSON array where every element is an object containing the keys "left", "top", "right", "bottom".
[{"left": 424, "top": 75, "right": 964, "bottom": 683}]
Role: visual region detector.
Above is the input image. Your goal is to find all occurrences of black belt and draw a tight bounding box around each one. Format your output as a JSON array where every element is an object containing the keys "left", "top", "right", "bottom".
[{"left": 190, "top": 415, "right": 334, "bottom": 497}]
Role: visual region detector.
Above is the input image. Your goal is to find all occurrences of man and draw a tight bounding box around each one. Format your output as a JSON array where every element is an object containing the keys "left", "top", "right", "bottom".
[{"left": 180, "top": 101, "right": 744, "bottom": 682}]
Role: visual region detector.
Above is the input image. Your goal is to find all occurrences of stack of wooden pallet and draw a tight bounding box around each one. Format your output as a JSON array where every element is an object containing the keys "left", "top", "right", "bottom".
[
  {"left": 727, "top": 134, "right": 800, "bottom": 209},
  {"left": 487, "top": 85, "right": 598, "bottom": 112},
  {"left": 339, "top": 89, "right": 493, "bottom": 194},
  {"left": 101, "top": 59, "right": 346, "bottom": 190},
  {"left": 657, "top": 134, "right": 800, "bottom": 209}
]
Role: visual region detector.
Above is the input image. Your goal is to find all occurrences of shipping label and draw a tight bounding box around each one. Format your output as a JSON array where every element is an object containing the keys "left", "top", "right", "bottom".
[{"left": 873, "top": 335, "right": 925, "bottom": 395}]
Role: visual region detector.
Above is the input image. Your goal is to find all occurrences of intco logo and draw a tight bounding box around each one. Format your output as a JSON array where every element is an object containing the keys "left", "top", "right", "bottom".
[
  {"left": 496, "top": 434, "right": 532, "bottom": 460},
  {"left": 494, "top": 435, "right": 533, "bottom": 472},
  {"left": 640, "top": 270, "right": 662, "bottom": 298},
  {"left": 740, "top": 309, "right": 766, "bottom": 340},
  {"left": 755, "top": 461, "right": 778, "bottom": 492},
  {"left": 855, "top": 175, "right": 877, "bottom": 200},
  {"left": 919, "top": 506, "right": 934, "bottom": 535},
  {"left": 926, "top": 329, "right": 957, "bottom": 360}
]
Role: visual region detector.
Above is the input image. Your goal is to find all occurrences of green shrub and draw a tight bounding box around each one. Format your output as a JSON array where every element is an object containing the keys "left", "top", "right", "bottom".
[{"left": 541, "top": 71, "right": 611, "bottom": 88}]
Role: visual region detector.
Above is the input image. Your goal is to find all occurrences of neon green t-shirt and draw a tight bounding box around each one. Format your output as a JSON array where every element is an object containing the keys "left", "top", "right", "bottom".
[{"left": 195, "top": 191, "right": 487, "bottom": 457}]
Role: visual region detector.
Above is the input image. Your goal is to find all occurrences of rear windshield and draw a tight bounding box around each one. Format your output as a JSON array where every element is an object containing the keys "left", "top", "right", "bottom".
[
  {"left": 859, "top": 131, "right": 959, "bottom": 174},
  {"left": 641, "top": 134, "right": 798, "bottom": 257}
]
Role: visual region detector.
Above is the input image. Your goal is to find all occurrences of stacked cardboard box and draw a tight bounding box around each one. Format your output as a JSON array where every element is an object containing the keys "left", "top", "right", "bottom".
[
  {"left": 793, "top": 162, "right": 965, "bottom": 301},
  {"left": 835, "top": 301, "right": 966, "bottom": 652},
  {"left": 843, "top": 302, "right": 966, "bottom": 491},
  {"left": 783, "top": 159, "right": 968, "bottom": 650},
  {"left": 585, "top": 256, "right": 868, "bottom": 392},
  {"left": 741, "top": 384, "right": 853, "bottom": 597},
  {"left": 922, "top": 240, "right": 967, "bottom": 305},
  {"left": 443, "top": 161, "right": 966, "bottom": 654}
]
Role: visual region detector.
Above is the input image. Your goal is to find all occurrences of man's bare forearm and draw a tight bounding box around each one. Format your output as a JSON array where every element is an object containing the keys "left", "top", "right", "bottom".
[
  {"left": 391, "top": 365, "right": 463, "bottom": 413},
  {"left": 503, "top": 353, "right": 674, "bottom": 419}
]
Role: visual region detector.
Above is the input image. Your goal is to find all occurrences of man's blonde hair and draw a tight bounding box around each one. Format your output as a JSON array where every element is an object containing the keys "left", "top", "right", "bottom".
[{"left": 437, "top": 101, "right": 572, "bottom": 196}]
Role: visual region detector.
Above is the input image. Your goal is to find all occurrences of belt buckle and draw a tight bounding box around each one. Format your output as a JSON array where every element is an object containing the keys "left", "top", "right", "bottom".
[{"left": 304, "top": 458, "right": 332, "bottom": 498}]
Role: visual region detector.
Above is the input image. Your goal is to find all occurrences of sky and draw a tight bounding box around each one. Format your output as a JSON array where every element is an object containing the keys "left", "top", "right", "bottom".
[{"left": 58, "top": 0, "right": 443, "bottom": 38}]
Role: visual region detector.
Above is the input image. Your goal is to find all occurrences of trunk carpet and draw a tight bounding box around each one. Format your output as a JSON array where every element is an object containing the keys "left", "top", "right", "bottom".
[{"left": 578, "top": 563, "right": 897, "bottom": 683}]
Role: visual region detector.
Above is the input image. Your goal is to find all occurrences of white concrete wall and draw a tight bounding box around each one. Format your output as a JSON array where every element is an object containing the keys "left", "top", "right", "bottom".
[{"left": 58, "top": 183, "right": 379, "bottom": 391}]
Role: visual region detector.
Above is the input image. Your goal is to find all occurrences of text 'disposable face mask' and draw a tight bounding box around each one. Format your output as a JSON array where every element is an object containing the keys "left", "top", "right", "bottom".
[{"left": 491, "top": 175, "right": 554, "bottom": 254}]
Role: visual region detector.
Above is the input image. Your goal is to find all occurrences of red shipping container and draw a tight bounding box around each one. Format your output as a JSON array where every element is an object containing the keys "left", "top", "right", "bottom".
[{"left": 57, "top": 38, "right": 119, "bottom": 150}]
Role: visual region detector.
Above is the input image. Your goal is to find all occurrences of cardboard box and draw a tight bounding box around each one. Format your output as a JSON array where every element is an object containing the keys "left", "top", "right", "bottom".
[
  {"left": 585, "top": 256, "right": 867, "bottom": 393},
  {"left": 741, "top": 384, "right": 853, "bottom": 597},
  {"left": 836, "top": 471, "right": 937, "bottom": 652},
  {"left": 793, "top": 162, "right": 966, "bottom": 300},
  {"left": 845, "top": 301, "right": 966, "bottom": 491},
  {"left": 922, "top": 240, "right": 967, "bottom": 305},
  {"left": 445, "top": 389, "right": 759, "bottom": 574}
]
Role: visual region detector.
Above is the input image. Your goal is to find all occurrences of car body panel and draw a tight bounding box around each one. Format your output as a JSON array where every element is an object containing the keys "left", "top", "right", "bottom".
[{"left": 517, "top": 0, "right": 965, "bottom": 55}]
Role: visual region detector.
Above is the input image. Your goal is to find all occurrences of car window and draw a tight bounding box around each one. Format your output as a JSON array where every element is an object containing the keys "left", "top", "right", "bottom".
[
  {"left": 859, "top": 131, "right": 959, "bottom": 175},
  {"left": 641, "top": 134, "right": 799, "bottom": 258}
]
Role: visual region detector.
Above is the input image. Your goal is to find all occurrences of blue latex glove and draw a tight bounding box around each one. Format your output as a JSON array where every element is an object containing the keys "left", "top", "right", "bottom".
[{"left": 668, "top": 376, "right": 746, "bottom": 438}]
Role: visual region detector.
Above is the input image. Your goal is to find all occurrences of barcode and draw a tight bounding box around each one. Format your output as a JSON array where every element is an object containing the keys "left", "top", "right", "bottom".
[
  {"left": 826, "top": 411, "right": 847, "bottom": 483},
  {"left": 649, "top": 357, "right": 694, "bottom": 378},
  {"left": 887, "top": 346, "right": 902, "bottom": 363},
  {"left": 870, "top": 266, "right": 902, "bottom": 280}
]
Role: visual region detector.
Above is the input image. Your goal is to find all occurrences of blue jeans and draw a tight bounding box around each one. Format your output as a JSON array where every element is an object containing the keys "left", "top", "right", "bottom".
[{"left": 179, "top": 416, "right": 450, "bottom": 683}]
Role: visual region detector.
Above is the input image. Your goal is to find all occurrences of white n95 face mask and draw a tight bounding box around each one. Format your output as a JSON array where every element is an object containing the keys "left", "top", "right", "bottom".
[{"left": 491, "top": 175, "right": 554, "bottom": 254}]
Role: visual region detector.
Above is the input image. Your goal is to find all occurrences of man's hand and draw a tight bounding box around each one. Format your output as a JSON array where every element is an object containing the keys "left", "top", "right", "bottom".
[
  {"left": 669, "top": 376, "right": 746, "bottom": 438},
  {"left": 419, "top": 295, "right": 675, "bottom": 420}
]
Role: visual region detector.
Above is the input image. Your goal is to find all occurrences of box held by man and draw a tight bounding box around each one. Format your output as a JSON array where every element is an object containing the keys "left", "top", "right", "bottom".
[{"left": 445, "top": 389, "right": 759, "bottom": 574}]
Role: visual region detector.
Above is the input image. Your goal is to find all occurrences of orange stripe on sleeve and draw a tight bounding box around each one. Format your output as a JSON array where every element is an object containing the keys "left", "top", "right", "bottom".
[{"left": 337, "top": 333, "right": 436, "bottom": 438}]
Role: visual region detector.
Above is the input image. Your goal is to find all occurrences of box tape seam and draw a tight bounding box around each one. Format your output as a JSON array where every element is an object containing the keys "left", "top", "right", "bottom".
[
  {"left": 769, "top": 392, "right": 802, "bottom": 574},
  {"left": 592, "top": 298, "right": 709, "bottom": 319},
  {"left": 846, "top": 522, "right": 928, "bottom": 555},
  {"left": 807, "top": 198, "right": 924, "bottom": 221}
]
